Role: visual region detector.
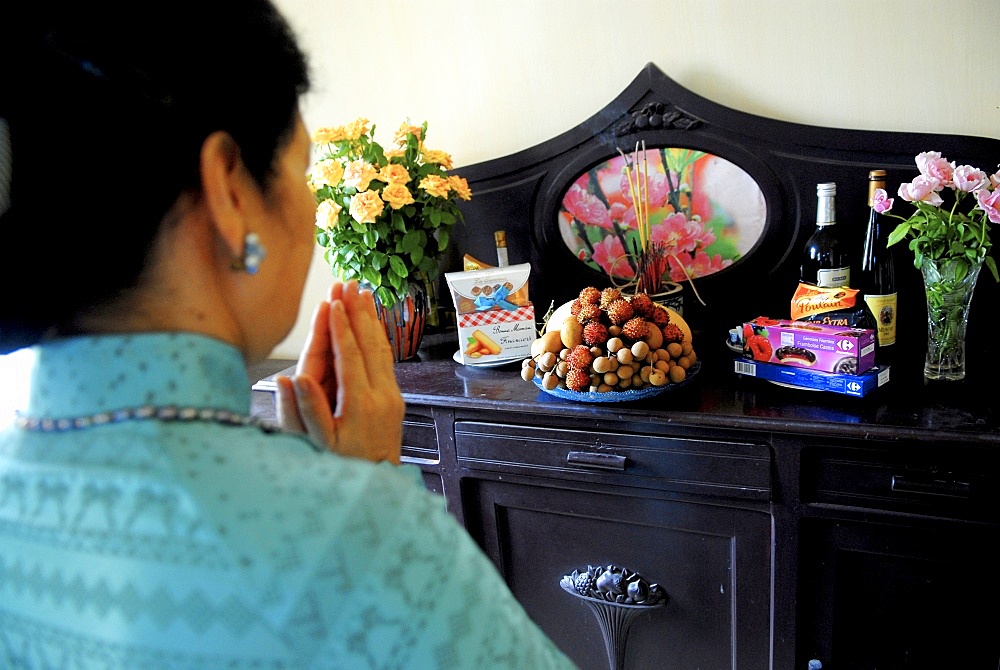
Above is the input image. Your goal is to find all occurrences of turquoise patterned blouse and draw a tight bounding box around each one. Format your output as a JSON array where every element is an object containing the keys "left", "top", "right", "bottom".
[{"left": 0, "top": 333, "right": 577, "bottom": 669}]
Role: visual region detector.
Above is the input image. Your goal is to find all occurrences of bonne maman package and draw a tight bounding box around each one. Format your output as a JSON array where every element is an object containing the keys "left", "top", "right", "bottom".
[{"left": 444, "top": 263, "right": 535, "bottom": 365}]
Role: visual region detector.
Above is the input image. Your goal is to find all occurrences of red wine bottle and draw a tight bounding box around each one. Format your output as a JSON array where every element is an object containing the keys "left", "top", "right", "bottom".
[{"left": 859, "top": 169, "right": 897, "bottom": 366}]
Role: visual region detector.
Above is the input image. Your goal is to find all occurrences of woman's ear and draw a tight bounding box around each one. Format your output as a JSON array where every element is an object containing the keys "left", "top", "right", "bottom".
[{"left": 200, "top": 131, "right": 250, "bottom": 260}]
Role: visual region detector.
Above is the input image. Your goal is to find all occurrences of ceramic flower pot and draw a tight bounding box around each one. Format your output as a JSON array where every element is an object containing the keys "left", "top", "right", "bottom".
[
  {"left": 920, "top": 256, "right": 982, "bottom": 381},
  {"left": 367, "top": 278, "right": 429, "bottom": 362}
]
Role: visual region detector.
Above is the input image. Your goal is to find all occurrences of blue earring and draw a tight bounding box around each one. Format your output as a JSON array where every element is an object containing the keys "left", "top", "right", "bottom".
[{"left": 233, "top": 232, "right": 266, "bottom": 274}]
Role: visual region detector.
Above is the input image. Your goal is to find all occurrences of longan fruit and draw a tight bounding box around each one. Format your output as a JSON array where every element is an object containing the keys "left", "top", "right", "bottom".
[
  {"left": 649, "top": 369, "right": 668, "bottom": 386},
  {"left": 592, "top": 356, "right": 613, "bottom": 374},
  {"left": 681, "top": 342, "right": 693, "bottom": 356},
  {"left": 677, "top": 355, "right": 692, "bottom": 370},
  {"left": 607, "top": 337, "right": 624, "bottom": 353},
  {"left": 538, "top": 351, "right": 557, "bottom": 371},
  {"left": 666, "top": 342, "right": 683, "bottom": 359},
  {"left": 669, "top": 365, "right": 687, "bottom": 383},
  {"left": 520, "top": 366, "right": 535, "bottom": 382},
  {"left": 616, "top": 348, "right": 633, "bottom": 365},
  {"left": 542, "top": 372, "right": 559, "bottom": 390},
  {"left": 631, "top": 341, "right": 650, "bottom": 359}
]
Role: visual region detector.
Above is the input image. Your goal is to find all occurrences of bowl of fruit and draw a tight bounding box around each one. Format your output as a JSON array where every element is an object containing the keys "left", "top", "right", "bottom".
[{"left": 521, "top": 286, "right": 699, "bottom": 403}]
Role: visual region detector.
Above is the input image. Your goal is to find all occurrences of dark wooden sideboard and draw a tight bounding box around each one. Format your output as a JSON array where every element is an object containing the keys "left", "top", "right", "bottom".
[
  {"left": 250, "top": 63, "right": 999, "bottom": 670},
  {"left": 250, "top": 329, "right": 1000, "bottom": 670}
]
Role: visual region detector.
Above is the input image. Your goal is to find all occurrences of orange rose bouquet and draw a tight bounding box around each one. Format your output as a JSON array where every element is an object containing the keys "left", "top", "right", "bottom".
[{"left": 310, "top": 118, "right": 472, "bottom": 308}]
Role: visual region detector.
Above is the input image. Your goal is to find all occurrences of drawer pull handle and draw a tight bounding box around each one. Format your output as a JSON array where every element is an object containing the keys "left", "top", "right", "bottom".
[
  {"left": 566, "top": 451, "right": 627, "bottom": 471},
  {"left": 891, "top": 474, "right": 970, "bottom": 498}
]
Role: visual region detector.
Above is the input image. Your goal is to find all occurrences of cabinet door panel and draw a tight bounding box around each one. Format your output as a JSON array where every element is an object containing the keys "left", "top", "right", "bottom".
[
  {"left": 464, "top": 479, "right": 772, "bottom": 670},
  {"left": 799, "top": 519, "right": 1000, "bottom": 669}
]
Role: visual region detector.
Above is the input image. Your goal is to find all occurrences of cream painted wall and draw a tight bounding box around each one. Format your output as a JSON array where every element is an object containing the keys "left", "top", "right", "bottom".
[{"left": 269, "top": 0, "right": 999, "bottom": 359}]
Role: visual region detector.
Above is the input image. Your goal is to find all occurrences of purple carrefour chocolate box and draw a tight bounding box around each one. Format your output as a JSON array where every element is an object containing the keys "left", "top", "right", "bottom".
[{"left": 742, "top": 317, "right": 875, "bottom": 375}]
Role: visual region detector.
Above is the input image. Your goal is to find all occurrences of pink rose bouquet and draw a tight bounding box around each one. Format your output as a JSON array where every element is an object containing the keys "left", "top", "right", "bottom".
[
  {"left": 881, "top": 151, "right": 1000, "bottom": 379},
  {"left": 883, "top": 151, "right": 1000, "bottom": 282}
]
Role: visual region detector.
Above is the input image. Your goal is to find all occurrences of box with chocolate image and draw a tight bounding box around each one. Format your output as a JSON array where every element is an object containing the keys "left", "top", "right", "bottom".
[
  {"left": 444, "top": 263, "right": 536, "bottom": 365},
  {"left": 741, "top": 316, "right": 875, "bottom": 375}
]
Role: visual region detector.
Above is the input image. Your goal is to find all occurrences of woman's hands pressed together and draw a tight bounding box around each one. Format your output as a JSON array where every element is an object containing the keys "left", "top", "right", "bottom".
[{"left": 275, "top": 280, "right": 405, "bottom": 463}]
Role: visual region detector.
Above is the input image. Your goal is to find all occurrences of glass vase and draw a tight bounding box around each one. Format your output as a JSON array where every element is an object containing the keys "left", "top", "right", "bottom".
[
  {"left": 920, "top": 256, "right": 982, "bottom": 381},
  {"left": 368, "top": 278, "right": 429, "bottom": 362}
]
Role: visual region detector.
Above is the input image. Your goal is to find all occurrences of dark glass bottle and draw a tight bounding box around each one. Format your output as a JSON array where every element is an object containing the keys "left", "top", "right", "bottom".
[
  {"left": 859, "top": 169, "right": 897, "bottom": 366},
  {"left": 801, "top": 182, "right": 850, "bottom": 288}
]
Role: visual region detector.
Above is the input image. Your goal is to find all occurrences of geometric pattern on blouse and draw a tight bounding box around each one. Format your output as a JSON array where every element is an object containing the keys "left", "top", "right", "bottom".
[{"left": 0, "top": 333, "right": 578, "bottom": 669}]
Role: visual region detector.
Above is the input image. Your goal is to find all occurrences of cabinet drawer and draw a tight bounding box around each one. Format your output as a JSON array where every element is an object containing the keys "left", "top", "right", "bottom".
[
  {"left": 455, "top": 421, "right": 771, "bottom": 500},
  {"left": 402, "top": 407, "right": 439, "bottom": 463},
  {"left": 802, "top": 445, "right": 1000, "bottom": 521}
]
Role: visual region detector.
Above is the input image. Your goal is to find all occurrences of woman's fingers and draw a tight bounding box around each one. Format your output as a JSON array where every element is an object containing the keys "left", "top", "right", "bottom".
[
  {"left": 288, "top": 373, "right": 338, "bottom": 448},
  {"left": 296, "top": 300, "right": 332, "bottom": 379},
  {"left": 328, "top": 298, "right": 404, "bottom": 463},
  {"left": 347, "top": 285, "right": 396, "bottom": 382},
  {"left": 277, "top": 280, "right": 403, "bottom": 463},
  {"left": 274, "top": 374, "right": 306, "bottom": 434}
]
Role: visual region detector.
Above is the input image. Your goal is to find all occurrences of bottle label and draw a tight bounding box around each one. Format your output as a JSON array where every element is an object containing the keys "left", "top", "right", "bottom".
[
  {"left": 864, "top": 292, "right": 897, "bottom": 346},
  {"left": 816, "top": 267, "right": 850, "bottom": 288}
]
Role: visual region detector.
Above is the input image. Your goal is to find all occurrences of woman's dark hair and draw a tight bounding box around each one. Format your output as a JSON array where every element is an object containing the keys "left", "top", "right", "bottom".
[{"left": 0, "top": 0, "right": 311, "bottom": 353}]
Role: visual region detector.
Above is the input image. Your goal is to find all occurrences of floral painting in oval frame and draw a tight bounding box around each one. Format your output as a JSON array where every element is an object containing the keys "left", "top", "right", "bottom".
[{"left": 558, "top": 147, "right": 767, "bottom": 287}]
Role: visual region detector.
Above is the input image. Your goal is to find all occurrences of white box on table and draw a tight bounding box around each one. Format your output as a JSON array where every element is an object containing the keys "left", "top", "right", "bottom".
[{"left": 444, "top": 263, "right": 536, "bottom": 365}]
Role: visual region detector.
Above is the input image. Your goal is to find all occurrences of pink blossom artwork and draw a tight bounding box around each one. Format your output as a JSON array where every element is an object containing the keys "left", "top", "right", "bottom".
[{"left": 558, "top": 148, "right": 766, "bottom": 284}]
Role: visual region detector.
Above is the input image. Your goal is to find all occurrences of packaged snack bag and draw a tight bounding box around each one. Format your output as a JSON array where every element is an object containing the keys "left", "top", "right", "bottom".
[{"left": 445, "top": 263, "right": 535, "bottom": 365}]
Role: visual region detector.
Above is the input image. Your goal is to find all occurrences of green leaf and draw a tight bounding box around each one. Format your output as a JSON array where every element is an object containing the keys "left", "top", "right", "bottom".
[
  {"left": 388, "top": 271, "right": 404, "bottom": 293},
  {"left": 401, "top": 229, "right": 423, "bottom": 252},
  {"left": 388, "top": 254, "right": 408, "bottom": 278},
  {"left": 986, "top": 256, "right": 999, "bottom": 282},
  {"left": 392, "top": 211, "right": 406, "bottom": 233},
  {"left": 362, "top": 267, "right": 382, "bottom": 287},
  {"left": 375, "top": 285, "right": 395, "bottom": 307},
  {"left": 418, "top": 256, "right": 437, "bottom": 273},
  {"left": 410, "top": 246, "right": 425, "bottom": 267}
]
